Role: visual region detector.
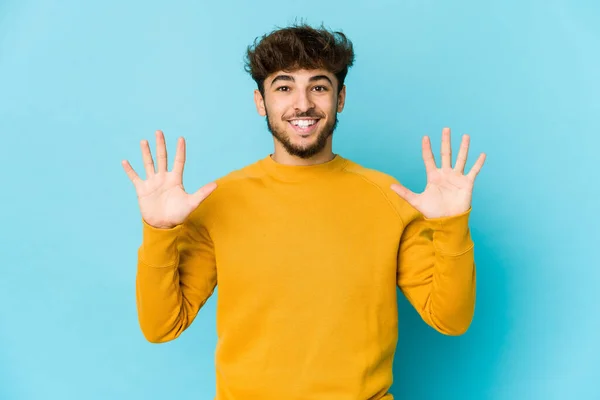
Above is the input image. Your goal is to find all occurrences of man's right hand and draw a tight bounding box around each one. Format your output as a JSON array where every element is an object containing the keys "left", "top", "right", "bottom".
[{"left": 122, "top": 130, "right": 217, "bottom": 229}]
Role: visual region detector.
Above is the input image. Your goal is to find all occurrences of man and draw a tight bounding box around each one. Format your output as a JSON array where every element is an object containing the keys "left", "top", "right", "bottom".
[{"left": 122, "top": 23, "right": 486, "bottom": 400}]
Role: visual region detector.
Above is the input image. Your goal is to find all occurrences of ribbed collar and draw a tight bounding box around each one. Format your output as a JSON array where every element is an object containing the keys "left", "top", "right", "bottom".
[{"left": 258, "top": 154, "right": 348, "bottom": 182}]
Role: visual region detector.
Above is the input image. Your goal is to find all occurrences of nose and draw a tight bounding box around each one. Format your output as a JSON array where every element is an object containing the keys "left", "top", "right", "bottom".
[{"left": 293, "top": 89, "right": 315, "bottom": 112}]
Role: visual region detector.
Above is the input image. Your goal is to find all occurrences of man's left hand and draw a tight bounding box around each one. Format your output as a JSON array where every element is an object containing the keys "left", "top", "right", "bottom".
[{"left": 391, "top": 127, "right": 486, "bottom": 219}]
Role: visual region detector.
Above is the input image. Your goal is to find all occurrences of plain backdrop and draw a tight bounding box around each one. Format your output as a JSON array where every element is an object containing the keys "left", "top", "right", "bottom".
[{"left": 1, "top": 0, "right": 598, "bottom": 399}]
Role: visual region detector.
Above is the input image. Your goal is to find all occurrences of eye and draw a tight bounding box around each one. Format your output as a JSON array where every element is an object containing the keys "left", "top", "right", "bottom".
[
  {"left": 276, "top": 86, "right": 290, "bottom": 92},
  {"left": 313, "top": 85, "right": 328, "bottom": 92}
]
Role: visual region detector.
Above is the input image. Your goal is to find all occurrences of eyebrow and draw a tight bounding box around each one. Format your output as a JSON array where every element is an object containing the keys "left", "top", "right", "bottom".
[{"left": 270, "top": 74, "right": 333, "bottom": 87}]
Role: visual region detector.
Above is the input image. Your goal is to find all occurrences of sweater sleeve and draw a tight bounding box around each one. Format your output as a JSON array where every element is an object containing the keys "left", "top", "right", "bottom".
[
  {"left": 396, "top": 207, "right": 476, "bottom": 336},
  {"left": 135, "top": 215, "right": 217, "bottom": 343}
]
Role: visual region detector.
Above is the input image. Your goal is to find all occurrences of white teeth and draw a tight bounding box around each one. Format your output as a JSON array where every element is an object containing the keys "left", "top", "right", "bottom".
[{"left": 291, "top": 119, "right": 317, "bottom": 127}]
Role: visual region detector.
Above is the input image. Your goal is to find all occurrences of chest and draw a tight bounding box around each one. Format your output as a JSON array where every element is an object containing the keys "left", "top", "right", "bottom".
[{"left": 208, "top": 186, "right": 401, "bottom": 293}]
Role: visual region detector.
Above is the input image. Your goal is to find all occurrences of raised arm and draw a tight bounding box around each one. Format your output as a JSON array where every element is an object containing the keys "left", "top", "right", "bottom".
[
  {"left": 122, "top": 130, "right": 218, "bottom": 343},
  {"left": 396, "top": 208, "right": 476, "bottom": 335},
  {"left": 391, "top": 127, "right": 486, "bottom": 335}
]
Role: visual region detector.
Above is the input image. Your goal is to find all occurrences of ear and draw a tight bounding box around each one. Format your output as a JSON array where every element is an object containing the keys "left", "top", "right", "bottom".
[
  {"left": 254, "top": 89, "right": 266, "bottom": 116},
  {"left": 337, "top": 85, "right": 346, "bottom": 113}
]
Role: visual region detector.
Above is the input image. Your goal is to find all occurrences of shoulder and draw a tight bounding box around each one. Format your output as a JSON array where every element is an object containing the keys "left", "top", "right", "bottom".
[
  {"left": 215, "top": 160, "right": 265, "bottom": 188},
  {"left": 206, "top": 158, "right": 267, "bottom": 205},
  {"left": 186, "top": 158, "right": 265, "bottom": 227},
  {"left": 342, "top": 158, "right": 400, "bottom": 188},
  {"left": 341, "top": 157, "right": 420, "bottom": 225}
]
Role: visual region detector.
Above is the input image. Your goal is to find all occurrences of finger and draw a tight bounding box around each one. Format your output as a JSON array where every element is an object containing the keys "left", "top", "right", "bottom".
[
  {"left": 466, "top": 153, "right": 486, "bottom": 181},
  {"left": 140, "top": 139, "right": 155, "bottom": 178},
  {"left": 172, "top": 137, "right": 186, "bottom": 176},
  {"left": 441, "top": 127, "right": 452, "bottom": 169},
  {"left": 189, "top": 182, "right": 218, "bottom": 208},
  {"left": 391, "top": 183, "right": 418, "bottom": 206},
  {"left": 421, "top": 136, "right": 437, "bottom": 175},
  {"left": 122, "top": 160, "right": 142, "bottom": 187},
  {"left": 156, "top": 130, "right": 168, "bottom": 173},
  {"left": 454, "top": 134, "right": 470, "bottom": 173}
]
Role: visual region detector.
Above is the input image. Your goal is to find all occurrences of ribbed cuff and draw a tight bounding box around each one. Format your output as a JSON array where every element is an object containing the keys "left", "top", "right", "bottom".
[
  {"left": 138, "top": 218, "right": 183, "bottom": 268},
  {"left": 425, "top": 208, "right": 474, "bottom": 255}
]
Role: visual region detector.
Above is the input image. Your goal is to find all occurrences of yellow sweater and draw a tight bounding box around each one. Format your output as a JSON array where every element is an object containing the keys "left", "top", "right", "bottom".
[{"left": 136, "top": 154, "right": 476, "bottom": 400}]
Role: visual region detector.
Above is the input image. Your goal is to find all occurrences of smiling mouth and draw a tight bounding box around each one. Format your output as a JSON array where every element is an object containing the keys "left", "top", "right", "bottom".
[{"left": 288, "top": 119, "right": 320, "bottom": 135}]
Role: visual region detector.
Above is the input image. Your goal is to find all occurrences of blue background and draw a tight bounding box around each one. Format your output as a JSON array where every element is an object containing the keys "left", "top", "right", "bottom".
[{"left": 1, "top": 0, "right": 598, "bottom": 399}]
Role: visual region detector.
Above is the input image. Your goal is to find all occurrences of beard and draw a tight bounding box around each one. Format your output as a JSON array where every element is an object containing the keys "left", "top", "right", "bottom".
[{"left": 265, "top": 105, "right": 339, "bottom": 159}]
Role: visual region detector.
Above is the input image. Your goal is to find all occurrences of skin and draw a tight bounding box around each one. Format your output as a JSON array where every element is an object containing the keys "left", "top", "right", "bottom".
[
  {"left": 253, "top": 68, "right": 346, "bottom": 166},
  {"left": 391, "top": 130, "right": 487, "bottom": 219}
]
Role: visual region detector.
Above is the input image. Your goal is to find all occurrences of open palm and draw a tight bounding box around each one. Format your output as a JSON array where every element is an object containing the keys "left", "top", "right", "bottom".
[
  {"left": 391, "top": 127, "right": 486, "bottom": 219},
  {"left": 122, "top": 130, "right": 217, "bottom": 229}
]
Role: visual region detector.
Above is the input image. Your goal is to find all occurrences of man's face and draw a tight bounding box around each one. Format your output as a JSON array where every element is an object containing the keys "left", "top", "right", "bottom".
[{"left": 254, "top": 68, "right": 346, "bottom": 159}]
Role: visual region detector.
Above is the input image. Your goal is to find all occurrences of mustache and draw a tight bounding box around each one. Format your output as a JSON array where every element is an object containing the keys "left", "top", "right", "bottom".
[{"left": 283, "top": 110, "right": 325, "bottom": 120}]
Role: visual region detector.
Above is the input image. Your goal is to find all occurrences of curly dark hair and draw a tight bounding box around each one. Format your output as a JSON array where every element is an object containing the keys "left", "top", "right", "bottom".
[{"left": 244, "top": 22, "right": 355, "bottom": 96}]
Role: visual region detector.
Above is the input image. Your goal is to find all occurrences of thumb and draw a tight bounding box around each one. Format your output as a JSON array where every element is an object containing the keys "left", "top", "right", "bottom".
[
  {"left": 189, "top": 182, "right": 218, "bottom": 208},
  {"left": 390, "top": 183, "right": 417, "bottom": 205}
]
